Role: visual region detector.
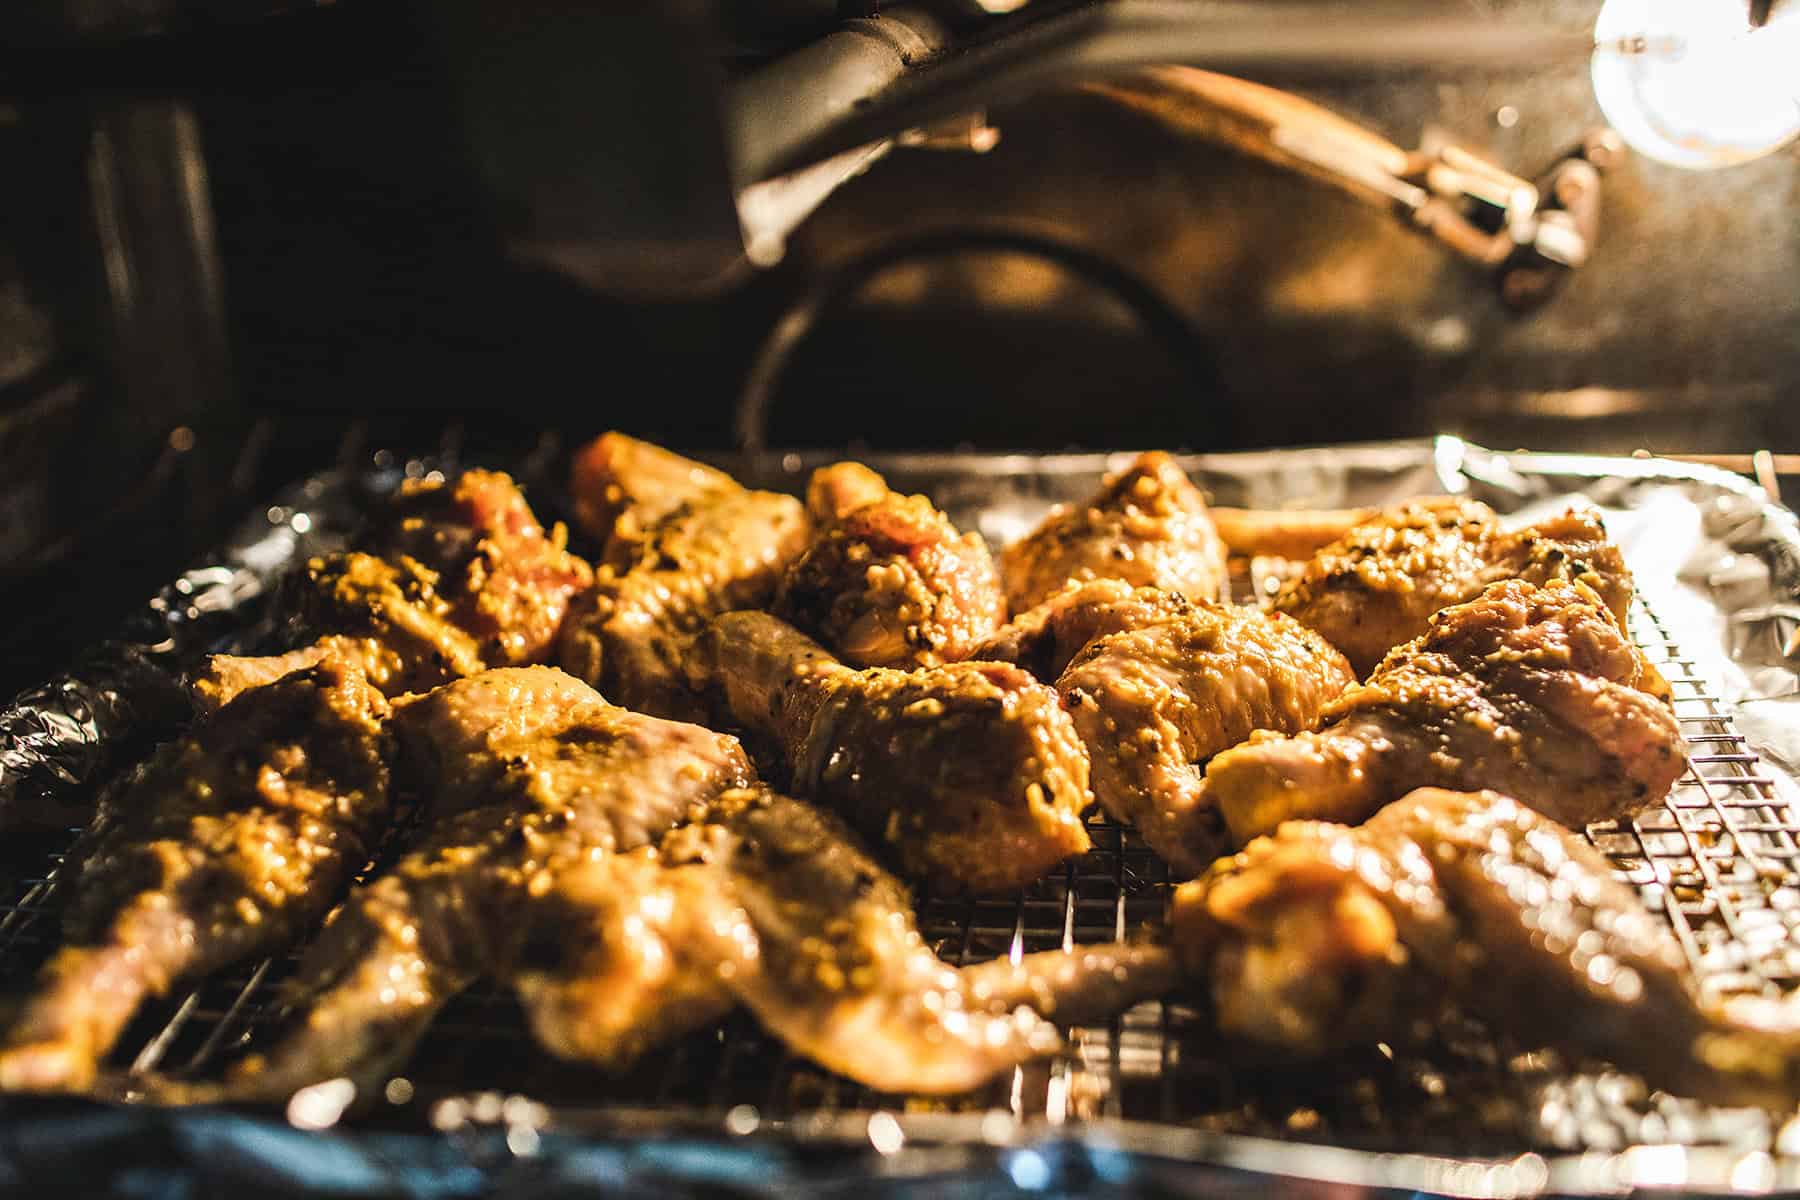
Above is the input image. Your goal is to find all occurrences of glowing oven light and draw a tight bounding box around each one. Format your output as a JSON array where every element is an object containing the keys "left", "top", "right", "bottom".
[{"left": 1592, "top": 0, "right": 1800, "bottom": 168}]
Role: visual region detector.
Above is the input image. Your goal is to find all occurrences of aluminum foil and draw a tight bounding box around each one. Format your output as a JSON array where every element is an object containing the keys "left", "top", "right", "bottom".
[{"left": 2, "top": 437, "right": 1798, "bottom": 1198}]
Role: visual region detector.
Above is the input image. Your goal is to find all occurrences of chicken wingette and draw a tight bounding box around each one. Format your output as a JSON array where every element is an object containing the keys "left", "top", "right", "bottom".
[
  {"left": 775, "top": 462, "right": 1005, "bottom": 669},
  {"left": 1000, "top": 452, "right": 1228, "bottom": 613},
  {"left": 1211, "top": 578, "right": 1686, "bottom": 845},
  {"left": 197, "top": 469, "right": 592, "bottom": 708},
  {"left": 0, "top": 660, "right": 392, "bottom": 1092},
  {"left": 1172, "top": 788, "right": 1800, "bottom": 1110},
  {"left": 208, "top": 666, "right": 754, "bottom": 1099},
  {"left": 687, "top": 611, "right": 1093, "bottom": 894},
  {"left": 559, "top": 434, "right": 810, "bottom": 719},
  {"left": 1272, "top": 499, "right": 1650, "bottom": 680}
]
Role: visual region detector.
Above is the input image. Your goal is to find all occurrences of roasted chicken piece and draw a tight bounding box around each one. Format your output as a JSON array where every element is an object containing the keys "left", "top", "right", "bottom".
[
  {"left": 687, "top": 611, "right": 1092, "bottom": 894},
  {"left": 970, "top": 579, "right": 1198, "bottom": 682},
  {"left": 559, "top": 436, "right": 810, "bottom": 719},
  {"left": 1059, "top": 602, "right": 1356, "bottom": 875},
  {"left": 197, "top": 470, "right": 592, "bottom": 708},
  {"left": 775, "top": 462, "right": 1006, "bottom": 669},
  {"left": 210, "top": 666, "right": 754, "bottom": 1099},
  {"left": 507, "top": 786, "right": 1171, "bottom": 1092},
  {"left": 0, "top": 660, "right": 392, "bottom": 1092},
  {"left": 1212, "top": 578, "right": 1686, "bottom": 845},
  {"left": 1172, "top": 788, "right": 1800, "bottom": 1110},
  {"left": 1000, "top": 452, "right": 1228, "bottom": 613},
  {"left": 1272, "top": 499, "right": 1644, "bottom": 678}
]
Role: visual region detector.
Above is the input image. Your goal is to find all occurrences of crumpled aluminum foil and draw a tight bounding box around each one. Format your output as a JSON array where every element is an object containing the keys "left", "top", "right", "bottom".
[{"left": 2, "top": 437, "right": 1797, "bottom": 1198}]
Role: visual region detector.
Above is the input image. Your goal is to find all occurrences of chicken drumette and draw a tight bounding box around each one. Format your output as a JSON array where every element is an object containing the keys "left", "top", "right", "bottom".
[
  {"left": 1000, "top": 452, "right": 1228, "bottom": 613},
  {"left": 775, "top": 462, "right": 1005, "bottom": 669},
  {"left": 559, "top": 434, "right": 810, "bottom": 719},
  {"left": 197, "top": 469, "right": 592, "bottom": 708},
  {"left": 1059, "top": 602, "right": 1355, "bottom": 875},
  {"left": 1212, "top": 578, "right": 1686, "bottom": 845},
  {"left": 686, "top": 611, "right": 1093, "bottom": 894},
  {"left": 1272, "top": 499, "right": 1647, "bottom": 679},
  {"left": 1172, "top": 788, "right": 1800, "bottom": 1110},
  {"left": 0, "top": 660, "right": 392, "bottom": 1092}
]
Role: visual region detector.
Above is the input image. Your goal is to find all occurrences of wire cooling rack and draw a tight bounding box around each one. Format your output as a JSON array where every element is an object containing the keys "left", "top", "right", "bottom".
[{"left": 0, "top": 587, "right": 1796, "bottom": 1158}]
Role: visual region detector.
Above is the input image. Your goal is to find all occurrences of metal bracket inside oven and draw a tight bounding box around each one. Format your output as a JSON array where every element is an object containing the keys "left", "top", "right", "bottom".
[{"left": 1083, "top": 68, "right": 1624, "bottom": 312}]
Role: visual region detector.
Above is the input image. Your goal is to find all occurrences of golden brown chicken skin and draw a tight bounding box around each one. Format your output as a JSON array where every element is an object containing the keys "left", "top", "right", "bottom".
[
  {"left": 687, "top": 611, "right": 1093, "bottom": 894},
  {"left": 1060, "top": 602, "right": 1355, "bottom": 875},
  {"left": 1172, "top": 789, "right": 1800, "bottom": 1110},
  {"left": 197, "top": 470, "right": 592, "bottom": 708},
  {"left": 775, "top": 462, "right": 1006, "bottom": 670},
  {"left": 970, "top": 579, "right": 1198, "bottom": 682},
  {"left": 1271, "top": 499, "right": 1644, "bottom": 679},
  {"left": 207, "top": 667, "right": 754, "bottom": 1100},
  {"left": 1212, "top": 578, "right": 1686, "bottom": 845},
  {"left": 1000, "top": 452, "right": 1228, "bottom": 613},
  {"left": 0, "top": 660, "right": 392, "bottom": 1093},
  {"left": 560, "top": 438, "right": 811, "bottom": 719}
]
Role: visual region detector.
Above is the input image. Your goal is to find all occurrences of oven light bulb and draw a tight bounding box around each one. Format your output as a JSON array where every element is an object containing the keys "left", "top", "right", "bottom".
[{"left": 1592, "top": 0, "right": 1800, "bottom": 168}]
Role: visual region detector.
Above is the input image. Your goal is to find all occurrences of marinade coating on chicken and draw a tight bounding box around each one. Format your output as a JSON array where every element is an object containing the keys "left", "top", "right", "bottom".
[
  {"left": 687, "top": 611, "right": 1092, "bottom": 894},
  {"left": 210, "top": 667, "right": 754, "bottom": 1100},
  {"left": 569, "top": 431, "right": 740, "bottom": 562},
  {"left": 1270, "top": 499, "right": 1648, "bottom": 679},
  {"left": 999, "top": 452, "right": 1228, "bottom": 613},
  {"left": 1211, "top": 578, "right": 1686, "bottom": 845},
  {"left": 970, "top": 579, "right": 1199, "bottom": 682},
  {"left": 560, "top": 441, "right": 811, "bottom": 719},
  {"left": 1059, "top": 603, "right": 1356, "bottom": 875},
  {"left": 774, "top": 462, "right": 1006, "bottom": 670},
  {"left": 197, "top": 469, "right": 592, "bottom": 708},
  {"left": 1172, "top": 788, "right": 1800, "bottom": 1110},
  {"left": 0, "top": 660, "right": 392, "bottom": 1093}
]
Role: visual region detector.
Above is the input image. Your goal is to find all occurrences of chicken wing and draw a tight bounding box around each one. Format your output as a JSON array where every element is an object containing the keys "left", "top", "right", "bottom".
[
  {"left": 559, "top": 439, "right": 810, "bottom": 718},
  {"left": 999, "top": 452, "right": 1228, "bottom": 612},
  {"left": 1060, "top": 603, "right": 1356, "bottom": 875},
  {"left": 1212, "top": 578, "right": 1686, "bottom": 845},
  {"left": 1272, "top": 499, "right": 1644, "bottom": 678},
  {"left": 0, "top": 660, "right": 392, "bottom": 1092},
  {"left": 210, "top": 666, "right": 754, "bottom": 1099},
  {"left": 197, "top": 469, "right": 592, "bottom": 708},
  {"left": 969, "top": 579, "right": 1198, "bottom": 682},
  {"left": 1172, "top": 788, "right": 1800, "bottom": 1110},
  {"left": 532, "top": 788, "right": 1173, "bottom": 1101},
  {"left": 687, "top": 611, "right": 1092, "bottom": 894},
  {"left": 775, "top": 462, "right": 1005, "bottom": 669}
]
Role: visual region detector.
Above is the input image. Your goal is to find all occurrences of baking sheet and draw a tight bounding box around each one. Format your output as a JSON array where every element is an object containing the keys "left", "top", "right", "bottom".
[{"left": 2, "top": 436, "right": 1798, "bottom": 1198}]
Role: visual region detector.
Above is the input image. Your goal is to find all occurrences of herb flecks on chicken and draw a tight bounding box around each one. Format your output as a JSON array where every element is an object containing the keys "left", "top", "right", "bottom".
[
  {"left": 197, "top": 470, "right": 592, "bottom": 707},
  {"left": 1272, "top": 499, "right": 1649, "bottom": 680},
  {"left": 0, "top": 660, "right": 392, "bottom": 1092},
  {"left": 1212, "top": 578, "right": 1686, "bottom": 845},
  {"left": 1173, "top": 788, "right": 1800, "bottom": 1110},
  {"left": 524, "top": 785, "right": 1172, "bottom": 1093},
  {"left": 560, "top": 434, "right": 810, "bottom": 719},
  {"left": 970, "top": 579, "right": 1198, "bottom": 682},
  {"left": 775, "top": 462, "right": 1005, "bottom": 670},
  {"left": 1000, "top": 452, "right": 1228, "bottom": 613},
  {"left": 213, "top": 666, "right": 754, "bottom": 1099},
  {"left": 1060, "top": 600, "right": 1355, "bottom": 875},
  {"left": 688, "top": 611, "right": 1092, "bottom": 894}
]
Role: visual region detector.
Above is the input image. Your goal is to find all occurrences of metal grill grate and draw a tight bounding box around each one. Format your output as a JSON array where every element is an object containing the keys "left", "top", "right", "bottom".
[{"left": 0, "top": 588, "right": 1796, "bottom": 1155}]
